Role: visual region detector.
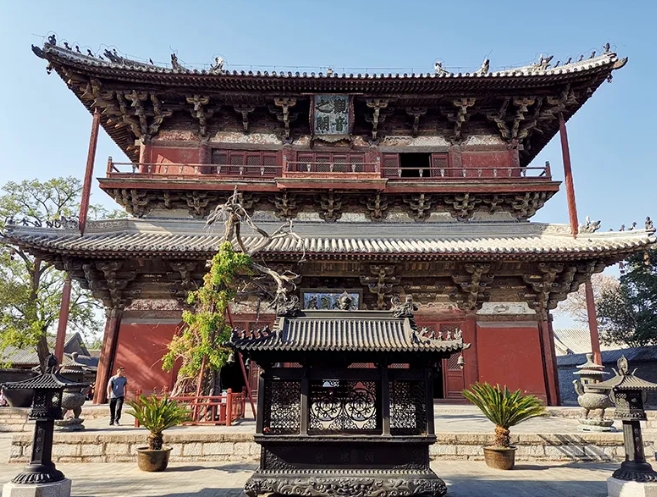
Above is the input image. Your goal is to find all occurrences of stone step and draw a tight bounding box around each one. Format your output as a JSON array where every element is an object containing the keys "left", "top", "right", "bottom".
[{"left": 8, "top": 430, "right": 654, "bottom": 464}]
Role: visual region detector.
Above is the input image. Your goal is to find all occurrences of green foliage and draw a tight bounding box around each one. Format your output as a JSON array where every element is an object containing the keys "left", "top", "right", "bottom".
[
  {"left": 0, "top": 177, "right": 124, "bottom": 367},
  {"left": 127, "top": 395, "right": 190, "bottom": 450},
  {"left": 162, "top": 242, "right": 251, "bottom": 385},
  {"left": 462, "top": 383, "right": 546, "bottom": 447},
  {"left": 597, "top": 249, "right": 657, "bottom": 347}
]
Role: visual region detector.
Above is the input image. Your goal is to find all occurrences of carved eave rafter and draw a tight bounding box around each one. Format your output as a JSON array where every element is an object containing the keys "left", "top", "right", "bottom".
[
  {"left": 365, "top": 99, "right": 391, "bottom": 141},
  {"left": 520, "top": 260, "right": 605, "bottom": 317},
  {"left": 186, "top": 95, "right": 219, "bottom": 137},
  {"left": 270, "top": 98, "right": 298, "bottom": 142},
  {"left": 75, "top": 77, "right": 173, "bottom": 147},
  {"left": 359, "top": 265, "right": 401, "bottom": 310},
  {"left": 450, "top": 263, "right": 494, "bottom": 311},
  {"left": 406, "top": 107, "right": 428, "bottom": 137},
  {"left": 441, "top": 98, "right": 476, "bottom": 143},
  {"left": 234, "top": 104, "right": 256, "bottom": 133}
]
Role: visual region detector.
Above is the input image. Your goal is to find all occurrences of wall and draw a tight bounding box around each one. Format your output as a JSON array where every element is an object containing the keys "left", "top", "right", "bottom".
[
  {"left": 475, "top": 321, "right": 549, "bottom": 404},
  {"left": 113, "top": 317, "right": 182, "bottom": 397}
]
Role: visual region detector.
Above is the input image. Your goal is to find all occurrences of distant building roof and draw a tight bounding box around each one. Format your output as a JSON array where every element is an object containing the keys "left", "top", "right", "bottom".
[
  {"left": 554, "top": 328, "right": 621, "bottom": 356},
  {"left": 0, "top": 333, "right": 92, "bottom": 367},
  {"left": 557, "top": 346, "right": 657, "bottom": 368}
]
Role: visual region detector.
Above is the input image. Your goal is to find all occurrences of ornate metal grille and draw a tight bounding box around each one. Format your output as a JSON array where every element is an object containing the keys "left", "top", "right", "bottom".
[
  {"left": 390, "top": 380, "right": 427, "bottom": 435},
  {"left": 263, "top": 380, "right": 301, "bottom": 434},
  {"left": 309, "top": 380, "right": 378, "bottom": 433}
]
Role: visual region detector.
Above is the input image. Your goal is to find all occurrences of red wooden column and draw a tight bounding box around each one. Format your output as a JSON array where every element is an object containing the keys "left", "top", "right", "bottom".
[
  {"left": 79, "top": 107, "right": 101, "bottom": 236},
  {"left": 558, "top": 113, "right": 579, "bottom": 236},
  {"left": 559, "top": 113, "right": 603, "bottom": 365},
  {"left": 538, "top": 313, "right": 560, "bottom": 405},
  {"left": 53, "top": 276, "right": 72, "bottom": 363},
  {"left": 461, "top": 313, "right": 478, "bottom": 388},
  {"left": 93, "top": 306, "right": 124, "bottom": 404},
  {"left": 138, "top": 138, "right": 152, "bottom": 173}
]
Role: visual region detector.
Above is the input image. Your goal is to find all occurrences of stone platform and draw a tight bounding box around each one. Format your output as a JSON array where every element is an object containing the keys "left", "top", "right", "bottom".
[{"left": 4, "top": 404, "right": 656, "bottom": 464}]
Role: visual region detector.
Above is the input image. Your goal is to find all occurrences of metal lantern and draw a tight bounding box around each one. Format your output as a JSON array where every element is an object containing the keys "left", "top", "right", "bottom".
[
  {"left": 590, "top": 355, "right": 657, "bottom": 483},
  {"left": 2, "top": 354, "right": 88, "bottom": 484}
]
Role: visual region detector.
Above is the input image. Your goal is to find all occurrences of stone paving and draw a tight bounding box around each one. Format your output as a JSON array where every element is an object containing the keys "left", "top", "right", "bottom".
[{"left": 0, "top": 407, "right": 638, "bottom": 496}]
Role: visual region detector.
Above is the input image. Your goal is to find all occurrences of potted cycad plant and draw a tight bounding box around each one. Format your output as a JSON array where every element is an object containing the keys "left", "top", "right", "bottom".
[
  {"left": 462, "top": 382, "right": 546, "bottom": 470},
  {"left": 127, "top": 394, "right": 190, "bottom": 472}
]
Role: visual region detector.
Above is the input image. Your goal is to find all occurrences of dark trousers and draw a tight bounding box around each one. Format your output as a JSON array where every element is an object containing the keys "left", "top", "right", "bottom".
[{"left": 109, "top": 396, "right": 124, "bottom": 422}]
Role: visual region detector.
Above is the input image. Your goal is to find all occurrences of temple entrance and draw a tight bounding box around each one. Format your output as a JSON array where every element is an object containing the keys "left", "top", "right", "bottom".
[{"left": 399, "top": 153, "right": 432, "bottom": 177}]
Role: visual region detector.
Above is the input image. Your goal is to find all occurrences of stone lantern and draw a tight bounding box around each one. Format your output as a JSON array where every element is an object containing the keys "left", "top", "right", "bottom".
[
  {"left": 572, "top": 353, "right": 614, "bottom": 431},
  {"left": 1, "top": 354, "right": 88, "bottom": 497},
  {"left": 589, "top": 355, "right": 657, "bottom": 497}
]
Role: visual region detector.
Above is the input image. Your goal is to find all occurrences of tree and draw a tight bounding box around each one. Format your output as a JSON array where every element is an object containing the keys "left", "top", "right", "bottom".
[
  {"left": 162, "top": 190, "right": 300, "bottom": 396},
  {"left": 554, "top": 273, "right": 620, "bottom": 325},
  {"left": 0, "top": 177, "right": 121, "bottom": 369},
  {"left": 596, "top": 249, "right": 657, "bottom": 347}
]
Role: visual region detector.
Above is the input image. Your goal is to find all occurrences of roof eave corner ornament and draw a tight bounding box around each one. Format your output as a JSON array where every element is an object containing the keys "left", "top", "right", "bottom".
[
  {"left": 209, "top": 56, "right": 225, "bottom": 75},
  {"left": 391, "top": 295, "right": 418, "bottom": 318},
  {"left": 613, "top": 57, "right": 629, "bottom": 71},
  {"left": 645, "top": 216, "right": 655, "bottom": 233},
  {"left": 31, "top": 44, "right": 46, "bottom": 59}
]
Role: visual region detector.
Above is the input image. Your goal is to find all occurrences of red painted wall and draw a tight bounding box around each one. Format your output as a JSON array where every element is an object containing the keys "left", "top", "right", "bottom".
[
  {"left": 460, "top": 148, "right": 517, "bottom": 179},
  {"left": 474, "top": 321, "right": 549, "bottom": 404},
  {"left": 150, "top": 146, "right": 200, "bottom": 174},
  {"left": 113, "top": 321, "right": 182, "bottom": 398}
]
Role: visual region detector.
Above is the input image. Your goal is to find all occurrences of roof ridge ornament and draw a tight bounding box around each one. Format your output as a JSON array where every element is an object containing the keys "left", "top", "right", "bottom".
[
  {"left": 580, "top": 216, "right": 601, "bottom": 233},
  {"left": 390, "top": 295, "right": 418, "bottom": 318}
]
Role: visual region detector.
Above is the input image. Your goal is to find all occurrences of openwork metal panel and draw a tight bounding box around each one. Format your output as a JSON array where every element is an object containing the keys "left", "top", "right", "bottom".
[
  {"left": 263, "top": 379, "right": 301, "bottom": 434},
  {"left": 390, "top": 380, "right": 427, "bottom": 435},
  {"left": 309, "top": 380, "right": 378, "bottom": 433}
]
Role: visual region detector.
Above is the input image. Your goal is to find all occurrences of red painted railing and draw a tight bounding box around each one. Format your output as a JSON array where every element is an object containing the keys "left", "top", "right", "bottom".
[
  {"left": 132, "top": 387, "right": 247, "bottom": 427},
  {"left": 106, "top": 157, "right": 552, "bottom": 181}
]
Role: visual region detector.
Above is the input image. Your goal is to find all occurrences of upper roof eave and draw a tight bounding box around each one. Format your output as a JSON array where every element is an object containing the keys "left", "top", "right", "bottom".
[{"left": 34, "top": 42, "right": 624, "bottom": 94}]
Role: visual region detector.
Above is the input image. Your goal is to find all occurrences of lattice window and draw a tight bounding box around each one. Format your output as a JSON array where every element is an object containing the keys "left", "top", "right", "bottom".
[
  {"left": 390, "top": 380, "right": 427, "bottom": 435},
  {"left": 309, "top": 380, "right": 378, "bottom": 433},
  {"left": 447, "top": 354, "right": 462, "bottom": 371},
  {"left": 381, "top": 153, "right": 400, "bottom": 178},
  {"left": 210, "top": 149, "right": 280, "bottom": 177},
  {"left": 293, "top": 152, "right": 366, "bottom": 173},
  {"left": 431, "top": 154, "right": 449, "bottom": 178},
  {"left": 263, "top": 380, "right": 300, "bottom": 434}
]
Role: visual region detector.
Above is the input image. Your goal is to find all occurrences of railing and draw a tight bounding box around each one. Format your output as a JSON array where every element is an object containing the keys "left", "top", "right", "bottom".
[
  {"left": 106, "top": 158, "right": 551, "bottom": 181},
  {"left": 381, "top": 164, "right": 551, "bottom": 180},
  {"left": 133, "top": 387, "right": 247, "bottom": 427},
  {"left": 284, "top": 160, "right": 379, "bottom": 174},
  {"left": 107, "top": 158, "right": 282, "bottom": 178}
]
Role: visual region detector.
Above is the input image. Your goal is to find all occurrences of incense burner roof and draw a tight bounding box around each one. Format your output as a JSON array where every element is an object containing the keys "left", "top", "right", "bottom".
[
  {"left": 229, "top": 310, "right": 467, "bottom": 354},
  {"left": 4, "top": 218, "right": 654, "bottom": 262}
]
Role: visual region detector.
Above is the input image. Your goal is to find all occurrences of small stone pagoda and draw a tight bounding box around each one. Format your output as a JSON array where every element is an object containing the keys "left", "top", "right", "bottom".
[{"left": 229, "top": 295, "right": 469, "bottom": 497}]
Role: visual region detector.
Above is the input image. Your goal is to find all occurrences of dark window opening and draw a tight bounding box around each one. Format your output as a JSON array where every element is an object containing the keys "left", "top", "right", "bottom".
[
  {"left": 432, "top": 362, "right": 444, "bottom": 399},
  {"left": 399, "top": 153, "right": 431, "bottom": 178}
]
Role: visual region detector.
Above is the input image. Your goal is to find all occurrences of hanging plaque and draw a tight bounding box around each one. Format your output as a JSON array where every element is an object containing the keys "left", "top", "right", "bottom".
[{"left": 312, "top": 95, "right": 351, "bottom": 136}]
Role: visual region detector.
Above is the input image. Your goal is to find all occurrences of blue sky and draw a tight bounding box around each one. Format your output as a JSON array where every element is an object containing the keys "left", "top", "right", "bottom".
[{"left": 1, "top": 1, "right": 655, "bottom": 326}]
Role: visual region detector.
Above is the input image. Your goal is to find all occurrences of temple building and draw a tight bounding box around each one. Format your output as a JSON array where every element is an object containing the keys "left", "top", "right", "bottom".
[{"left": 6, "top": 38, "right": 654, "bottom": 405}]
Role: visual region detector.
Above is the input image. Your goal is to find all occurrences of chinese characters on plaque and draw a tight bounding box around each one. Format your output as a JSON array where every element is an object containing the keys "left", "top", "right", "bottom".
[{"left": 313, "top": 95, "right": 351, "bottom": 135}]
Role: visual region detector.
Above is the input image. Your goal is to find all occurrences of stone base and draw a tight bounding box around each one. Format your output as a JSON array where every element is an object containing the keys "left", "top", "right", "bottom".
[
  {"left": 244, "top": 471, "right": 446, "bottom": 497},
  {"left": 607, "top": 477, "right": 657, "bottom": 497},
  {"left": 2, "top": 479, "right": 71, "bottom": 497},
  {"left": 54, "top": 419, "right": 84, "bottom": 432}
]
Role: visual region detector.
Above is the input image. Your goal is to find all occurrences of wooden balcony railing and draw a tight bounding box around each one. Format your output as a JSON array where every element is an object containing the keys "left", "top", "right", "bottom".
[
  {"left": 106, "top": 157, "right": 552, "bottom": 182},
  {"left": 284, "top": 160, "right": 378, "bottom": 174},
  {"left": 381, "top": 164, "right": 551, "bottom": 180},
  {"left": 132, "top": 387, "right": 247, "bottom": 427}
]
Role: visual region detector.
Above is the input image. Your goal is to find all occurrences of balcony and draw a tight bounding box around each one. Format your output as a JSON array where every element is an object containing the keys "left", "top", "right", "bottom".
[{"left": 106, "top": 157, "right": 553, "bottom": 182}]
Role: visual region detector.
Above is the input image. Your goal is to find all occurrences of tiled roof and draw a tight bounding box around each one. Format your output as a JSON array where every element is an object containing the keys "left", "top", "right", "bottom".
[
  {"left": 34, "top": 42, "right": 625, "bottom": 87},
  {"left": 4, "top": 218, "right": 655, "bottom": 261},
  {"left": 0, "top": 333, "right": 91, "bottom": 366},
  {"left": 553, "top": 328, "right": 621, "bottom": 356},
  {"left": 229, "top": 310, "right": 467, "bottom": 353},
  {"left": 558, "top": 346, "right": 657, "bottom": 368},
  {"left": 2, "top": 372, "right": 87, "bottom": 390}
]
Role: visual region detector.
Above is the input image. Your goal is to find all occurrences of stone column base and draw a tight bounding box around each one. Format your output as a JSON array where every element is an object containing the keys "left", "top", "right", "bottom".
[
  {"left": 608, "top": 477, "right": 657, "bottom": 497},
  {"left": 2, "top": 479, "right": 71, "bottom": 497}
]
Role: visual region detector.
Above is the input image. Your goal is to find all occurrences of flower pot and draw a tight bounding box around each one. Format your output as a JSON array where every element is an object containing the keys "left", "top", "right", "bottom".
[
  {"left": 136, "top": 447, "right": 172, "bottom": 472},
  {"left": 483, "top": 446, "right": 517, "bottom": 470}
]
